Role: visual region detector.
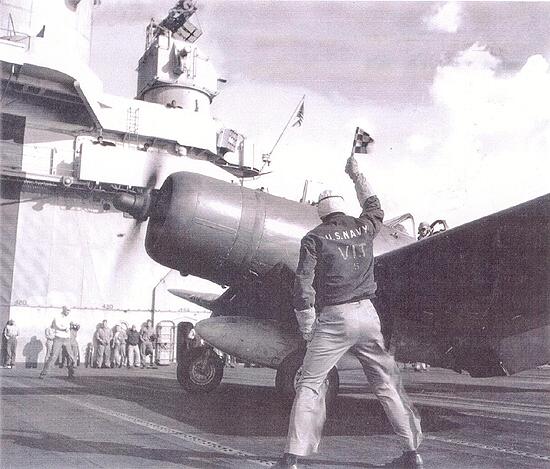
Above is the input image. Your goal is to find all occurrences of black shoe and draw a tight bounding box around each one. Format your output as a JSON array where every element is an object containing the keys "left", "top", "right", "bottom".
[
  {"left": 68, "top": 369, "right": 75, "bottom": 379},
  {"left": 385, "top": 451, "right": 423, "bottom": 468},
  {"left": 273, "top": 453, "right": 298, "bottom": 468}
]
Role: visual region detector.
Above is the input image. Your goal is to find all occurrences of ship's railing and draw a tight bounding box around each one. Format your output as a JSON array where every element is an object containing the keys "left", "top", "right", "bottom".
[
  {"left": 0, "top": 27, "right": 31, "bottom": 50},
  {"left": 0, "top": 140, "right": 76, "bottom": 179}
]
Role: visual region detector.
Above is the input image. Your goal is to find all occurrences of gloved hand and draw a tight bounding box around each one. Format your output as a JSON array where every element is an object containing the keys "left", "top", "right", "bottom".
[
  {"left": 345, "top": 154, "right": 373, "bottom": 205},
  {"left": 345, "top": 155, "right": 360, "bottom": 180},
  {"left": 295, "top": 307, "right": 316, "bottom": 342}
]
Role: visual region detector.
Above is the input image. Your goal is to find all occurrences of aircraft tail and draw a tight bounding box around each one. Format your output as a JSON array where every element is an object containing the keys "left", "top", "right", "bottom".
[{"left": 168, "top": 289, "right": 221, "bottom": 310}]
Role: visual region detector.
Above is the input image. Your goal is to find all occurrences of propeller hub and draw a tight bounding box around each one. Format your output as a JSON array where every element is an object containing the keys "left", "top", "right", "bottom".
[{"left": 113, "top": 192, "right": 152, "bottom": 221}]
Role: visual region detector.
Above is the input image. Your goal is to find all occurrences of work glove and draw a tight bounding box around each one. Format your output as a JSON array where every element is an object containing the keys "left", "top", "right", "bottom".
[
  {"left": 345, "top": 154, "right": 372, "bottom": 206},
  {"left": 302, "top": 331, "right": 315, "bottom": 343},
  {"left": 295, "top": 307, "right": 316, "bottom": 342},
  {"left": 345, "top": 155, "right": 360, "bottom": 181}
]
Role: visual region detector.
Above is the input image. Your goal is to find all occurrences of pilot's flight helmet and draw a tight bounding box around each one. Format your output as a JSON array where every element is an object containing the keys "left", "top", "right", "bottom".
[
  {"left": 418, "top": 221, "right": 430, "bottom": 232},
  {"left": 317, "top": 190, "right": 346, "bottom": 219}
]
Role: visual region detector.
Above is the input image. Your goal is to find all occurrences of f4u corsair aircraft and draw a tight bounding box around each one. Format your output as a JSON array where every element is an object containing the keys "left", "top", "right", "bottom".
[{"left": 114, "top": 171, "right": 550, "bottom": 399}]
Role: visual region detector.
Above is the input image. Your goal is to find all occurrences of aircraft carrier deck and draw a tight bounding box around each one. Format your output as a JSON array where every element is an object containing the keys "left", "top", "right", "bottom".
[{"left": 1, "top": 365, "right": 549, "bottom": 468}]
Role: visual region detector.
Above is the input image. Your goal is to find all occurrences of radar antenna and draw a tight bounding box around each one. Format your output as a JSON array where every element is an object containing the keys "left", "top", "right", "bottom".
[{"left": 157, "top": 0, "right": 202, "bottom": 42}]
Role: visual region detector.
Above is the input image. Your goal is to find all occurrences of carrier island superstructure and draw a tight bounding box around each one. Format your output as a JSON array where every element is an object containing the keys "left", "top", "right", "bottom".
[{"left": 0, "top": 0, "right": 260, "bottom": 361}]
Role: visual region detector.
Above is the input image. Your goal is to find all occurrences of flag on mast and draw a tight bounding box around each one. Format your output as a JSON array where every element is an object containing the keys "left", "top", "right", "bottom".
[
  {"left": 352, "top": 127, "right": 374, "bottom": 154},
  {"left": 267, "top": 96, "right": 305, "bottom": 159},
  {"left": 292, "top": 100, "right": 305, "bottom": 127}
]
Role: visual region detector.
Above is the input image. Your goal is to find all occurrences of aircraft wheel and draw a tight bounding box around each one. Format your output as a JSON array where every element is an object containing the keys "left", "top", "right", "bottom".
[
  {"left": 177, "top": 346, "right": 224, "bottom": 393},
  {"left": 275, "top": 350, "right": 339, "bottom": 408}
]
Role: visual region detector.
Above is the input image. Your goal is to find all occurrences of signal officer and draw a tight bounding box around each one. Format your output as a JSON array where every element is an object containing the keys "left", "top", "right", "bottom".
[{"left": 276, "top": 153, "right": 423, "bottom": 468}]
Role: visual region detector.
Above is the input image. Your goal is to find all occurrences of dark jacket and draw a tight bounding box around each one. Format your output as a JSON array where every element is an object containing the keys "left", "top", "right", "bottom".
[
  {"left": 293, "top": 195, "right": 384, "bottom": 310},
  {"left": 126, "top": 330, "right": 140, "bottom": 346}
]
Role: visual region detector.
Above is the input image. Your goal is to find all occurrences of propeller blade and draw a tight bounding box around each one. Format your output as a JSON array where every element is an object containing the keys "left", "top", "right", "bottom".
[
  {"left": 144, "top": 152, "right": 161, "bottom": 191},
  {"left": 108, "top": 218, "right": 145, "bottom": 302},
  {"left": 107, "top": 148, "right": 163, "bottom": 304},
  {"left": 146, "top": 167, "right": 158, "bottom": 192}
]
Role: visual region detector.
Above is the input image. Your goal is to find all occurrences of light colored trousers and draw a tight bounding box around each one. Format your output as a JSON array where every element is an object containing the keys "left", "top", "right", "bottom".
[
  {"left": 6, "top": 338, "right": 17, "bottom": 366},
  {"left": 96, "top": 343, "right": 111, "bottom": 367},
  {"left": 140, "top": 341, "right": 153, "bottom": 365},
  {"left": 45, "top": 339, "right": 53, "bottom": 361},
  {"left": 112, "top": 344, "right": 122, "bottom": 367},
  {"left": 40, "top": 337, "right": 74, "bottom": 377},
  {"left": 285, "top": 299, "right": 422, "bottom": 456},
  {"left": 127, "top": 344, "right": 140, "bottom": 367}
]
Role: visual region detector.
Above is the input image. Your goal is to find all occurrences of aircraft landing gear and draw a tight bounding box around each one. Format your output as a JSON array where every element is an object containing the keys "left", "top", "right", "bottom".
[
  {"left": 177, "top": 346, "right": 224, "bottom": 393},
  {"left": 275, "top": 350, "right": 340, "bottom": 408}
]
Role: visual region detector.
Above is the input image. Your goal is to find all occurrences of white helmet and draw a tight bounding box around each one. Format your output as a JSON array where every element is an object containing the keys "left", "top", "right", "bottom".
[{"left": 317, "top": 190, "right": 346, "bottom": 219}]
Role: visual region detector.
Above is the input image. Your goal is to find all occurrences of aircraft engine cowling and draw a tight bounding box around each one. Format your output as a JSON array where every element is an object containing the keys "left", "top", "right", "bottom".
[{"left": 145, "top": 171, "right": 321, "bottom": 286}]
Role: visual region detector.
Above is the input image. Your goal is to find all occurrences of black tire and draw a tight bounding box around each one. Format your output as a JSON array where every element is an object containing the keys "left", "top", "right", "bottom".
[
  {"left": 275, "top": 350, "right": 339, "bottom": 408},
  {"left": 177, "top": 346, "right": 224, "bottom": 393}
]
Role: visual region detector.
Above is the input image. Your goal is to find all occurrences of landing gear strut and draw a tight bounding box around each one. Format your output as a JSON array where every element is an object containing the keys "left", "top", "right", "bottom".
[
  {"left": 177, "top": 346, "right": 224, "bottom": 393},
  {"left": 275, "top": 350, "right": 340, "bottom": 408}
]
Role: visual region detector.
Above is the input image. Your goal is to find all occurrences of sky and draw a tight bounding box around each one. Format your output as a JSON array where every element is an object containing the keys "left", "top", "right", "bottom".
[{"left": 90, "top": 1, "right": 550, "bottom": 229}]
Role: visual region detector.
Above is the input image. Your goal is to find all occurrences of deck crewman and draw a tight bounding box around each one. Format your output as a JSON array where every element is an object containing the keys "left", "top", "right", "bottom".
[
  {"left": 44, "top": 325, "right": 55, "bottom": 362},
  {"left": 3, "top": 320, "right": 19, "bottom": 369},
  {"left": 275, "top": 130, "right": 423, "bottom": 469},
  {"left": 95, "top": 319, "right": 112, "bottom": 368},
  {"left": 39, "top": 306, "right": 76, "bottom": 379}
]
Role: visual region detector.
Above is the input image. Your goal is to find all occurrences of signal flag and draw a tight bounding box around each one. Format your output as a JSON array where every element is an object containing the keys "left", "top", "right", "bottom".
[{"left": 352, "top": 127, "right": 374, "bottom": 154}]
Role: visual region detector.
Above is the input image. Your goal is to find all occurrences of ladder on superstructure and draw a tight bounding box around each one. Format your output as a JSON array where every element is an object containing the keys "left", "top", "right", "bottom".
[{"left": 125, "top": 107, "right": 140, "bottom": 145}]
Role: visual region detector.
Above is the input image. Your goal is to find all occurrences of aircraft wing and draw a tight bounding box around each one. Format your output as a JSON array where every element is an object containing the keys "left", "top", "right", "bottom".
[
  {"left": 211, "top": 262, "right": 297, "bottom": 325},
  {"left": 169, "top": 263, "right": 297, "bottom": 325},
  {"left": 374, "top": 193, "right": 550, "bottom": 376},
  {"left": 168, "top": 289, "right": 221, "bottom": 310}
]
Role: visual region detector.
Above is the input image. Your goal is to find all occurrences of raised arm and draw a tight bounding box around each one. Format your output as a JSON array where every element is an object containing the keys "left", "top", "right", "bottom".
[
  {"left": 345, "top": 155, "right": 384, "bottom": 236},
  {"left": 345, "top": 154, "right": 374, "bottom": 205}
]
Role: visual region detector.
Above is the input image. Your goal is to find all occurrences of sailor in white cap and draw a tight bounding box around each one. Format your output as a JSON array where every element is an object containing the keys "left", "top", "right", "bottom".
[
  {"left": 276, "top": 151, "right": 423, "bottom": 469},
  {"left": 39, "top": 306, "right": 76, "bottom": 379}
]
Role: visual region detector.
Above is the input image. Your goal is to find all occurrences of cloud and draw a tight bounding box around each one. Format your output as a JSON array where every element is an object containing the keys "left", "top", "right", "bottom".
[
  {"left": 425, "top": 44, "right": 550, "bottom": 220},
  {"left": 215, "top": 43, "right": 550, "bottom": 230},
  {"left": 407, "top": 134, "right": 433, "bottom": 154},
  {"left": 426, "top": 2, "right": 462, "bottom": 33}
]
